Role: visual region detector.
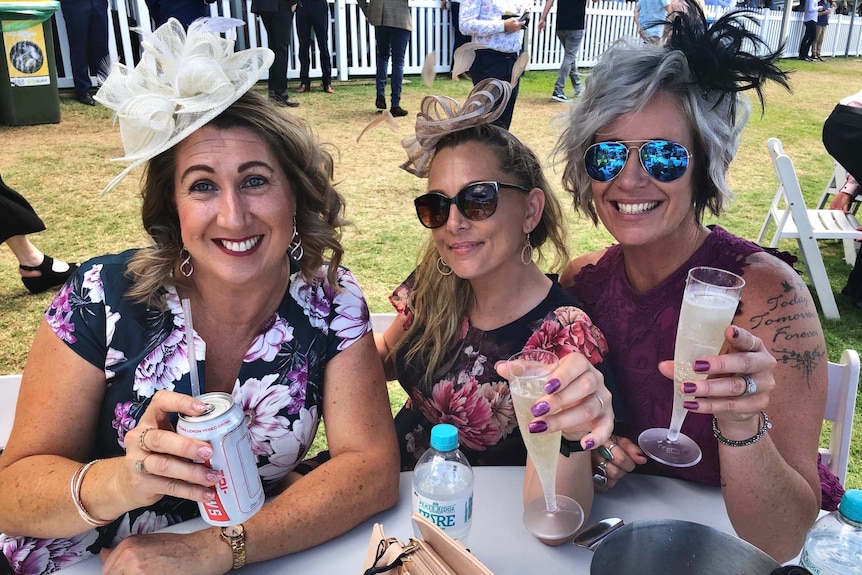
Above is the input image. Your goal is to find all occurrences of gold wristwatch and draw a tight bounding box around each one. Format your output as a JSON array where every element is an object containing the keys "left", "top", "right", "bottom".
[{"left": 220, "top": 524, "right": 247, "bottom": 570}]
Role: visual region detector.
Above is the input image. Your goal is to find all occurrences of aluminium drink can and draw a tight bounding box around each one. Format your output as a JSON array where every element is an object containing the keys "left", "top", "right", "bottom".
[{"left": 176, "top": 392, "right": 264, "bottom": 525}]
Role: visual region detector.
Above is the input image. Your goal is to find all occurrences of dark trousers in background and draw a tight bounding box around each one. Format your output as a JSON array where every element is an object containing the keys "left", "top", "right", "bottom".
[
  {"left": 469, "top": 49, "right": 520, "bottom": 130},
  {"left": 296, "top": 0, "right": 332, "bottom": 87},
  {"left": 60, "top": 0, "right": 109, "bottom": 96},
  {"left": 259, "top": 5, "right": 295, "bottom": 97},
  {"left": 449, "top": 1, "right": 469, "bottom": 63},
  {"left": 823, "top": 103, "right": 862, "bottom": 299},
  {"left": 374, "top": 26, "right": 410, "bottom": 108},
  {"left": 145, "top": 0, "right": 209, "bottom": 28},
  {"left": 799, "top": 19, "right": 817, "bottom": 58}
]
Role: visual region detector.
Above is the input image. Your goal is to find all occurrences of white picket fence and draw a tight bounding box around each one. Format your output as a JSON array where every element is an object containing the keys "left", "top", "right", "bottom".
[{"left": 51, "top": 0, "right": 862, "bottom": 90}]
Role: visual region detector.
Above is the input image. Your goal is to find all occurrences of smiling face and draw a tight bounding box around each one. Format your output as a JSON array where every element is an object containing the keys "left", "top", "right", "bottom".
[
  {"left": 589, "top": 92, "right": 701, "bottom": 250},
  {"left": 173, "top": 124, "right": 294, "bottom": 289},
  {"left": 425, "top": 141, "right": 543, "bottom": 285}
]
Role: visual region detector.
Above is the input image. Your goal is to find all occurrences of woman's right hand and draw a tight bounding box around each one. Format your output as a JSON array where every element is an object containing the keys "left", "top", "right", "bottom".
[
  {"left": 590, "top": 435, "right": 647, "bottom": 492},
  {"left": 121, "top": 390, "right": 220, "bottom": 508}
]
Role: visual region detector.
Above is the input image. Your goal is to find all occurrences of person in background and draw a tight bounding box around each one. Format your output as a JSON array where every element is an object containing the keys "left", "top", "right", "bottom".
[
  {"left": 1, "top": 175, "right": 77, "bottom": 295},
  {"left": 811, "top": 0, "right": 833, "bottom": 60},
  {"left": 798, "top": 0, "right": 818, "bottom": 60},
  {"left": 357, "top": 0, "right": 412, "bottom": 117},
  {"left": 633, "top": 0, "right": 673, "bottom": 41},
  {"left": 442, "top": 0, "right": 470, "bottom": 78},
  {"left": 295, "top": 0, "right": 334, "bottom": 94},
  {"left": 251, "top": 0, "right": 301, "bottom": 107},
  {"left": 538, "top": 0, "right": 590, "bottom": 103},
  {"left": 377, "top": 79, "right": 615, "bottom": 536},
  {"left": 59, "top": 0, "right": 109, "bottom": 106},
  {"left": 823, "top": 86, "right": 862, "bottom": 309},
  {"left": 459, "top": 0, "right": 530, "bottom": 129},
  {"left": 553, "top": 3, "right": 835, "bottom": 561},
  {"left": 144, "top": 0, "right": 212, "bottom": 27},
  {"left": 0, "top": 18, "right": 398, "bottom": 575}
]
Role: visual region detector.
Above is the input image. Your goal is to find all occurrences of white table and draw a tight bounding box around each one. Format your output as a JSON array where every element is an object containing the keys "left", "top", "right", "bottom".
[{"left": 61, "top": 467, "right": 737, "bottom": 574}]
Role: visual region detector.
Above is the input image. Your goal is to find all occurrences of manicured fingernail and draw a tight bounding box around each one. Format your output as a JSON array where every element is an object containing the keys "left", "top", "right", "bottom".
[
  {"left": 584, "top": 439, "right": 595, "bottom": 450},
  {"left": 683, "top": 401, "right": 699, "bottom": 410},
  {"left": 204, "top": 490, "right": 215, "bottom": 500},
  {"left": 206, "top": 472, "right": 220, "bottom": 483},
  {"left": 693, "top": 360, "right": 710, "bottom": 372},
  {"left": 193, "top": 401, "right": 209, "bottom": 411},
  {"left": 198, "top": 446, "right": 213, "bottom": 459},
  {"left": 732, "top": 326, "right": 740, "bottom": 339},
  {"left": 529, "top": 421, "right": 548, "bottom": 433},
  {"left": 683, "top": 382, "right": 697, "bottom": 394},
  {"left": 531, "top": 401, "right": 550, "bottom": 417},
  {"left": 544, "top": 378, "right": 561, "bottom": 394}
]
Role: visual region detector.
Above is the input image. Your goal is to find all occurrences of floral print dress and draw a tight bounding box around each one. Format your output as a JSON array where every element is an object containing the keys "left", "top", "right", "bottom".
[
  {"left": 1, "top": 249, "right": 372, "bottom": 575},
  {"left": 390, "top": 274, "right": 613, "bottom": 470}
]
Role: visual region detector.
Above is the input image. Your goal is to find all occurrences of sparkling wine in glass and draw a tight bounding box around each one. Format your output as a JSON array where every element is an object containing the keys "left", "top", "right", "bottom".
[
  {"left": 507, "top": 350, "right": 584, "bottom": 540},
  {"left": 638, "top": 266, "right": 745, "bottom": 467}
]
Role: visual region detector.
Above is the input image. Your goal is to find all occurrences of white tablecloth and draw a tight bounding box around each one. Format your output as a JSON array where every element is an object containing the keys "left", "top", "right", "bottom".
[{"left": 60, "top": 467, "right": 737, "bottom": 574}]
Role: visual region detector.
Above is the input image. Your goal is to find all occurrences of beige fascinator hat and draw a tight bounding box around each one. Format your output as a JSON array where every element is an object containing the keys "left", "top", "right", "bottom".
[
  {"left": 400, "top": 78, "right": 512, "bottom": 178},
  {"left": 95, "top": 17, "right": 274, "bottom": 193}
]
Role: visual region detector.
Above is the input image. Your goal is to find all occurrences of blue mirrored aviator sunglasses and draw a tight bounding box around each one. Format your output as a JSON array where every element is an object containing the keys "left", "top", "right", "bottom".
[
  {"left": 584, "top": 140, "right": 692, "bottom": 183},
  {"left": 413, "top": 181, "right": 531, "bottom": 229}
]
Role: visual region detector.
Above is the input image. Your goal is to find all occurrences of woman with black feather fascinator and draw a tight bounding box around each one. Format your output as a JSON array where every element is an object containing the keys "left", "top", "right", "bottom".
[{"left": 549, "top": 0, "right": 839, "bottom": 561}]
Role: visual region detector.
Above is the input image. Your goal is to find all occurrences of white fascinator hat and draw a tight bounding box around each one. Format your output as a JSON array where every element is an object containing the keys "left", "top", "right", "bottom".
[{"left": 95, "top": 17, "right": 274, "bottom": 194}]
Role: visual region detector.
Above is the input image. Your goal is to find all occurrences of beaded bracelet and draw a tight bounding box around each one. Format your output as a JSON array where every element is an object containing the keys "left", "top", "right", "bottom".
[
  {"left": 70, "top": 460, "right": 112, "bottom": 527},
  {"left": 712, "top": 411, "right": 772, "bottom": 447}
]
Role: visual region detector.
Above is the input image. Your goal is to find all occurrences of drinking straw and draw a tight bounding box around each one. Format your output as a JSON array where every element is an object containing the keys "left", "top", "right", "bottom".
[{"left": 182, "top": 298, "right": 201, "bottom": 398}]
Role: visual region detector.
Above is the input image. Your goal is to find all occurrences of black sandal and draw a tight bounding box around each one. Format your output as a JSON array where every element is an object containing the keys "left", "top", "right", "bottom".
[{"left": 19, "top": 256, "right": 78, "bottom": 294}]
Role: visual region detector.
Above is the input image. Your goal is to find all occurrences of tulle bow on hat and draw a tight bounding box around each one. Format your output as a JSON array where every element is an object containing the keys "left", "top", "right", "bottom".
[{"left": 95, "top": 17, "right": 274, "bottom": 193}]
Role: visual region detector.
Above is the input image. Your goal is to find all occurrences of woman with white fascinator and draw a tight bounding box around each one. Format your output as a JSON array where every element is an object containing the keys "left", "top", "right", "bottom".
[{"left": 0, "top": 18, "right": 398, "bottom": 575}]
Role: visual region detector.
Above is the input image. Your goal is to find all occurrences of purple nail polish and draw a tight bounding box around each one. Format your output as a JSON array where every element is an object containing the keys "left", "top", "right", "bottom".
[
  {"left": 531, "top": 401, "right": 550, "bottom": 417},
  {"left": 584, "top": 439, "right": 595, "bottom": 449},
  {"left": 683, "top": 401, "right": 699, "bottom": 410},
  {"left": 732, "top": 326, "right": 740, "bottom": 339},
  {"left": 544, "top": 378, "right": 561, "bottom": 394},
  {"left": 693, "top": 360, "right": 710, "bottom": 372},
  {"left": 529, "top": 421, "right": 548, "bottom": 433},
  {"left": 683, "top": 382, "right": 697, "bottom": 394}
]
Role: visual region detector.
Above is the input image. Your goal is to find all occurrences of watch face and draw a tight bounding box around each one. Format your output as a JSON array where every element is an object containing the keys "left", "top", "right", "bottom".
[{"left": 224, "top": 524, "right": 244, "bottom": 538}]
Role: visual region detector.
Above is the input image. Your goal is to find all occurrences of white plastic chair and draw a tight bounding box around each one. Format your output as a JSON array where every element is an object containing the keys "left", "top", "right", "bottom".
[
  {"left": 757, "top": 138, "right": 862, "bottom": 319},
  {"left": 370, "top": 312, "right": 397, "bottom": 333},
  {"left": 0, "top": 374, "right": 22, "bottom": 450},
  {"left": 821, "top": 349, "right": 860, "bottom": 485}
]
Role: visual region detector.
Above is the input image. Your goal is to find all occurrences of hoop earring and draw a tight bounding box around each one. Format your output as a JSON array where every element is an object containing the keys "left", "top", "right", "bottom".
[
  {"left": 179, "top": 248, "right": 194, "bottom": 278},
  {"left": 289, "top": 216, "right": 304, "bottom": 261},
  {"left": 436, "top": 257, "right": 453, "bottom": 276},
  {"left": 520, "top": 233, "right": 533, "bottom": 265}
]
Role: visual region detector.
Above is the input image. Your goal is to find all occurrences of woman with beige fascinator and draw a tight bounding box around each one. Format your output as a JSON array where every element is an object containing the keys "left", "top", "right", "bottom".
[
  {"left": 0, "top": 18, "right": 398, "bottom": 575},
  {"left": 376, "top": 78, "right": 616, "bottom": 542}
]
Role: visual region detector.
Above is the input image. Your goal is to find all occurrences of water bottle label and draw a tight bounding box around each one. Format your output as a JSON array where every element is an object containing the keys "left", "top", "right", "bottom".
[
  {"left": 800, "top": 549, "right": 823, "bottom": 575},
  {"left": 413, "top": 491, "right": 473, "bottom": 532}
]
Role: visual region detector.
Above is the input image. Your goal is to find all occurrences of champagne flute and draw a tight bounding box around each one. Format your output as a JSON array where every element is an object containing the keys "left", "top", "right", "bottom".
[
  {"left": 638, "top": 266, "right": 746, "bottom": 467},
  {"left": 506, "top": 349, "right": 584, "bottom": 540}
]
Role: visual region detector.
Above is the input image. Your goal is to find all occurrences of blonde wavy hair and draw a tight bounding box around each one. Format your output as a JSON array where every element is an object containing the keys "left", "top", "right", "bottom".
[
  {"left": 125, "top": 90, "right": 348, "bottom": 307},
  {"left": 393, "top": 124, "right": 569, "bottom": 391}
]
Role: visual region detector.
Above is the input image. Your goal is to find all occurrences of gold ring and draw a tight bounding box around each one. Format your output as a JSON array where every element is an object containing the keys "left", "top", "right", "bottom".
[
  {"left": 135, "top": 459, "right": 147, "bottom": 474},
  {"left": 138, "top": 427, "right": 153, "bottom": 452}
]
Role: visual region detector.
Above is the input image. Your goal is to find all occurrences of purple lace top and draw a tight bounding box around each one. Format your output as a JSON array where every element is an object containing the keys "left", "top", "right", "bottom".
[{"left": 567, "top": 226, "right": 843, "bottom": 509}]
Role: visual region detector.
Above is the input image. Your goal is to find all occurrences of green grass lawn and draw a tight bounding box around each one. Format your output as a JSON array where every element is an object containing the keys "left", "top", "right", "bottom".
[{"left": 1, "top": 57, "right": 859, "bottom": 487}]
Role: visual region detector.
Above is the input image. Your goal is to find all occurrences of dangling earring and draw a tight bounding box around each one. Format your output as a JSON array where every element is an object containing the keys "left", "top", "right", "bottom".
[
  {"left": 289, "top": 215, "right": 304, "bottom": 261},
  {"left": 520, "top": 233, "right": 533, "bottom": 265},
  {"left": 436, "top": 257, "right": 453, "bottom": 276},
  {"left": 179, "top": 248, "right": 194, "bottom": 278}
]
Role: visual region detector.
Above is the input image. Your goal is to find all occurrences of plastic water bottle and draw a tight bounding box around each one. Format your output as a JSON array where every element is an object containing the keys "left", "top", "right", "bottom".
[
  {"left": 411, "top": 424, "right": 474, "bottom": 543},
  {"left": 800, "top": 489, "right": 862, "bottom": 575}
]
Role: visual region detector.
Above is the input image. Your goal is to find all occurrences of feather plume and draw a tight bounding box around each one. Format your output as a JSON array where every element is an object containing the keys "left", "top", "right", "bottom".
[
  {"left": 511, "top": 52, "right": 529, "bottom": 85},
  {"left": 356, "top": 111, "right": 399, "bottom": 143},
  {"left": 422, "top": 51, "right": 437, "bottom": 87},
  {"left": 451, "top": 42, "right": 482, "bottom": 80}
]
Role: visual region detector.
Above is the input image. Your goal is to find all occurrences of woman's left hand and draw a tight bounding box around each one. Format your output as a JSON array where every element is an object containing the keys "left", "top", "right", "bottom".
[
  {"left": 497, "top": 352, "right": 615, "bottom": 450},
  {"left": 100, "top": 530, "right": 227, "bottom": 575},
  {"left": 658, "top": 325, "right": 777, "bottom": 430}
]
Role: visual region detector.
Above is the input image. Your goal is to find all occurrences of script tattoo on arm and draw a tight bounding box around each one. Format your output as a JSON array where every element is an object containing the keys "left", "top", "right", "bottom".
[{"left": 748, "top": 280, "right": 823, "bottom": 384}]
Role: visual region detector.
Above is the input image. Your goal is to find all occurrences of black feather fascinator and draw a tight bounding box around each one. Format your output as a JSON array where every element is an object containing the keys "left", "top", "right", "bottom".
[{"left": 664, "top": 0, "right": 791, "bottom": 115}]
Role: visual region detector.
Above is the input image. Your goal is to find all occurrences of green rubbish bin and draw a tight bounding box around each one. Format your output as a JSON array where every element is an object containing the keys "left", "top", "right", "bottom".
[{"left": 0, "top": 1, "right": 61, "bottom": 126}]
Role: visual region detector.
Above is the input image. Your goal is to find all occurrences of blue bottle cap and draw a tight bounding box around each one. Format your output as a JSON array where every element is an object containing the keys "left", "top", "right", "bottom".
[
  {"left": 430, "top": 424, "right": 459, "bottom": 452},
  {"left": 839, "top": 489, "right": 862, "bottom": 522}
]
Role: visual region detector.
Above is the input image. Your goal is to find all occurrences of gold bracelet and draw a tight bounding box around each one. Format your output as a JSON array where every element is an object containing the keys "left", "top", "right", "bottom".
[
  {"left": 70, "top": 460, "right": 112, "bottom": 527},
  {"left": 712, "top": 411, "right": 772, "bottom": 447}
]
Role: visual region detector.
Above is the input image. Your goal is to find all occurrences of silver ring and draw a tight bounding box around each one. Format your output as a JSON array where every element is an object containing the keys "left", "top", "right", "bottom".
[
  {"left": 594, "top": 460, "right": 608, "bottom": 476},
  {"left": 594, "top": 394, "right": 605, "bottom": 413},
  {"left": 138, "top": 427, "right": 153, "bottom": 452},
  {"left": 135, "top": 459, "right": 147, "bottom": 474},
  {"left": 593, "top": 473, "right": 608, "bottom": 486},
  {"left": 740, "top": 374, "right": 757, "bottom": 397},
  {"left": 747, "top": 338, "right": 758, "bottom": 352}
]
